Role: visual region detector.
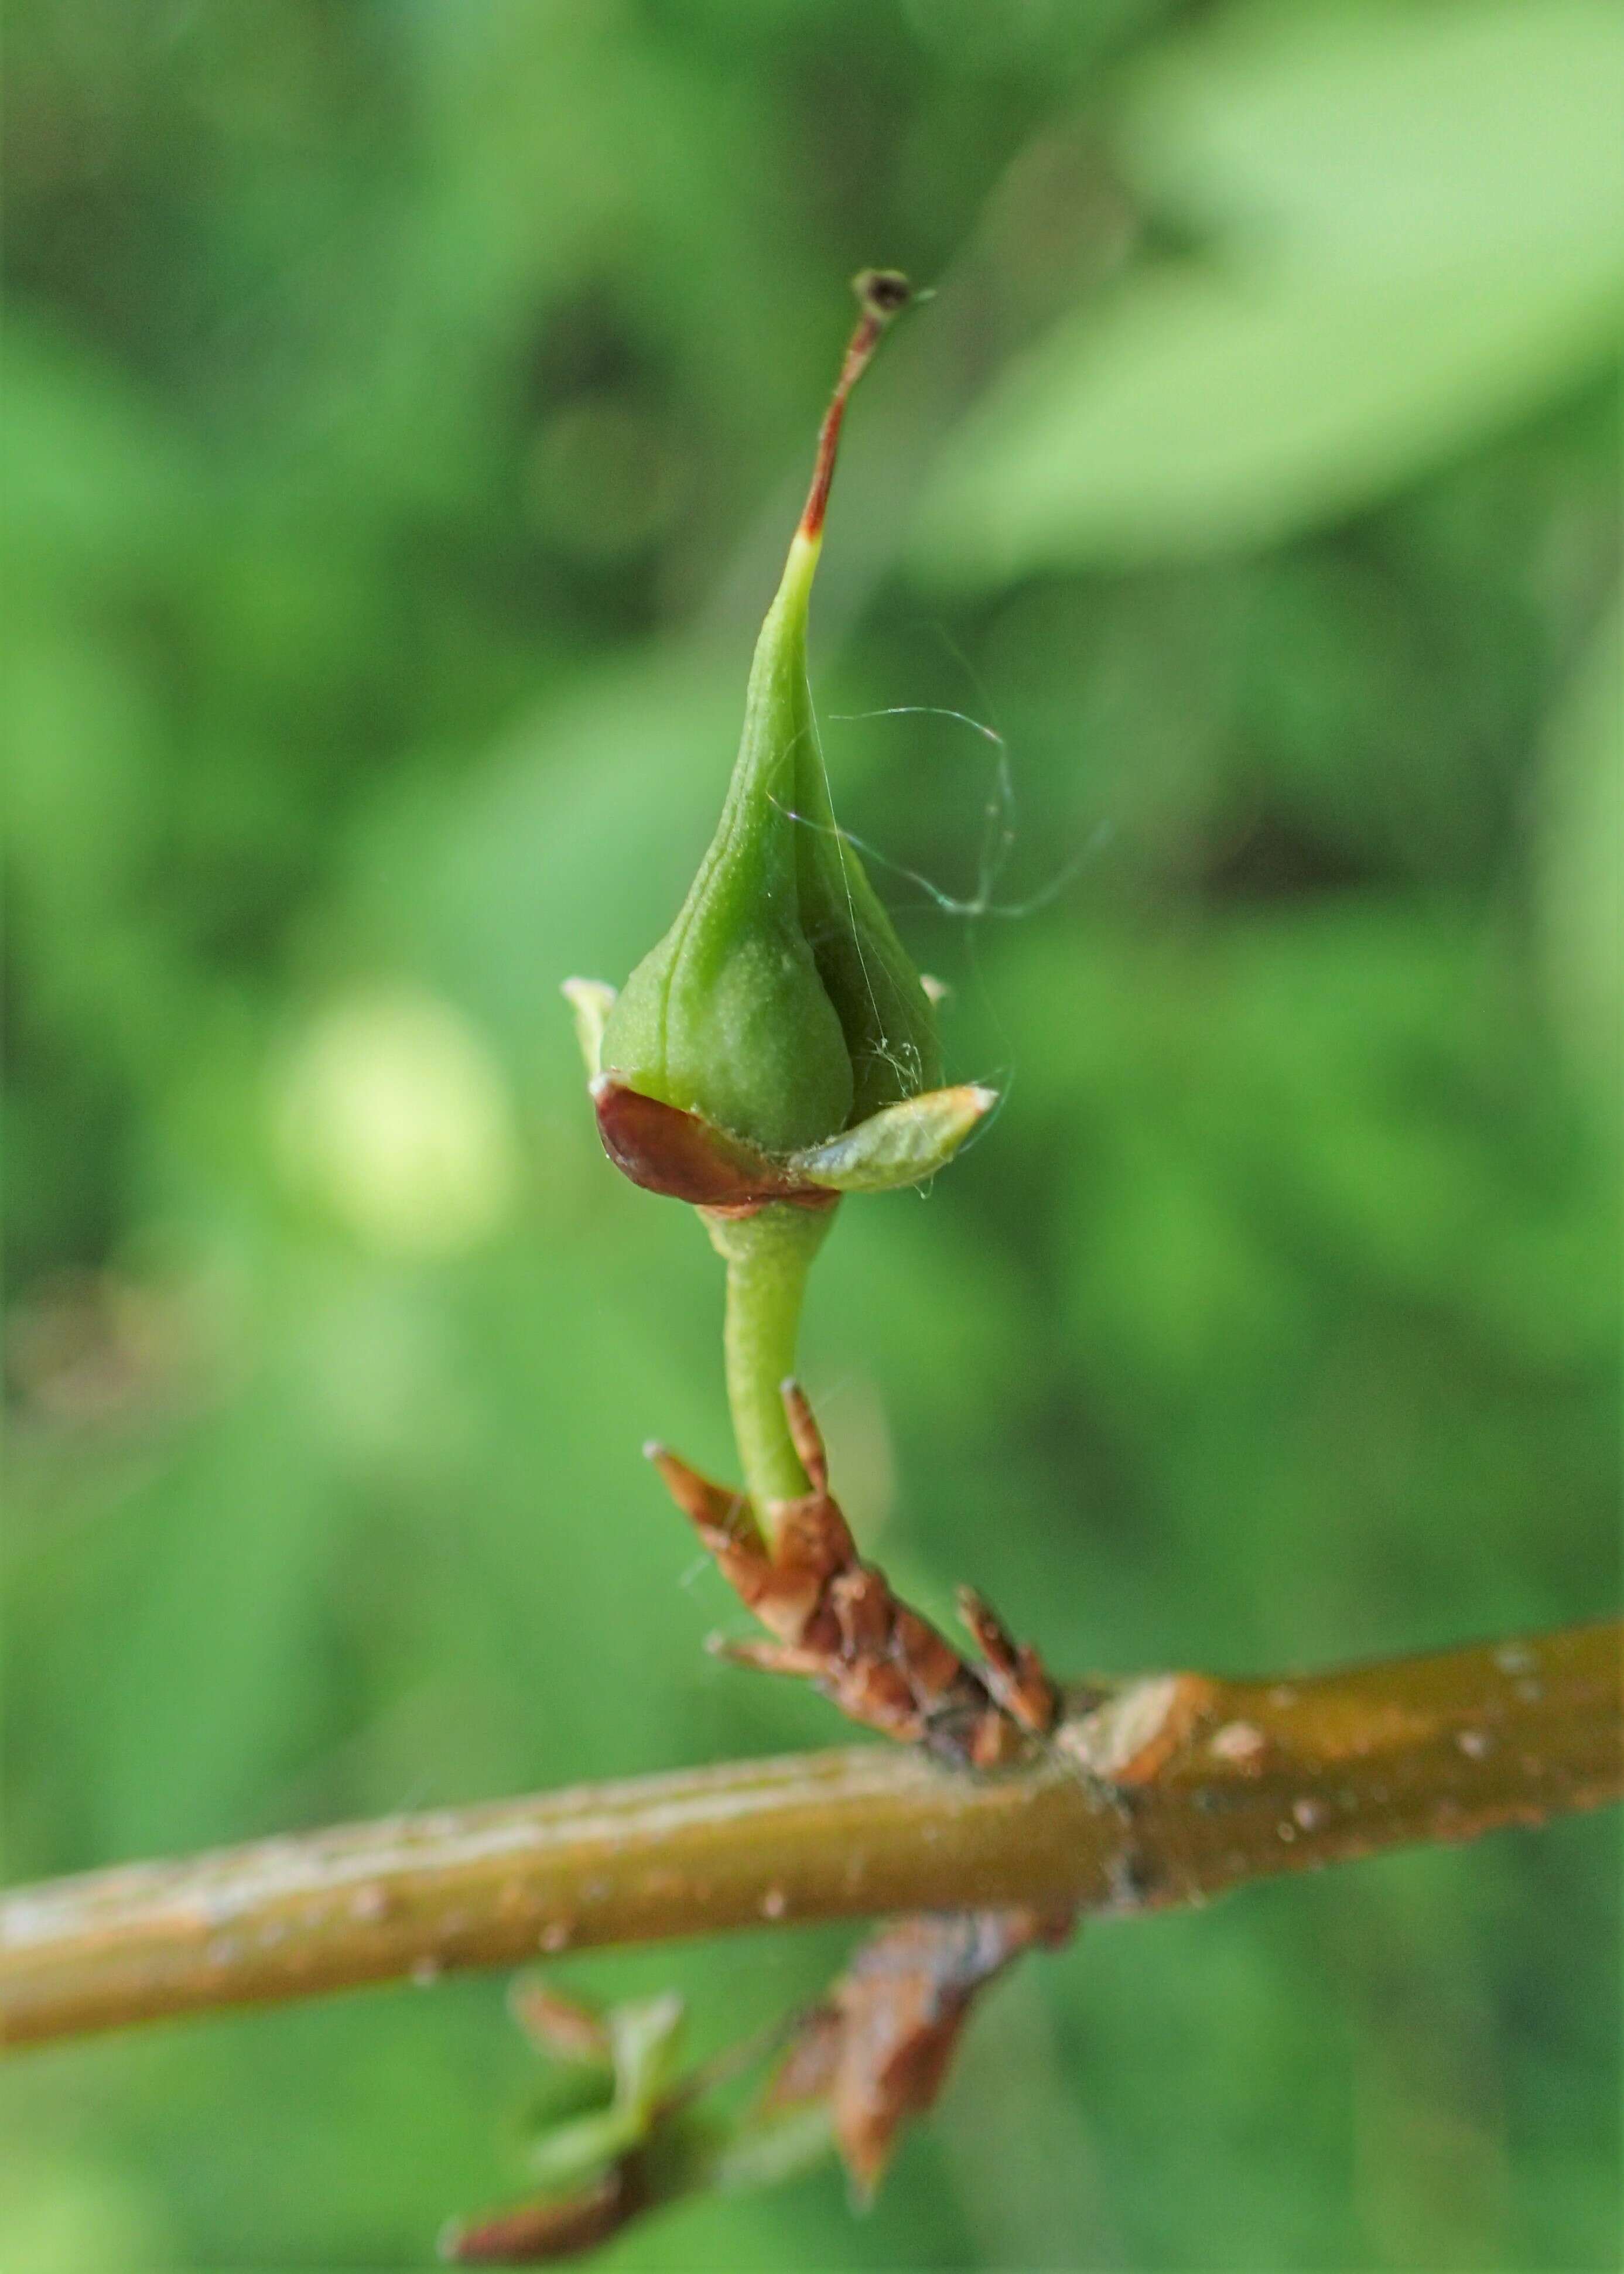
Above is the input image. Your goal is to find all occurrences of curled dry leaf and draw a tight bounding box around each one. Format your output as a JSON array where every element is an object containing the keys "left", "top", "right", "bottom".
[
  {"left": 590, "top": 1077, "right": 836, "bottom": 1213},
  {"left": 443, "top": 2168, "right": 635, "bottom": 2265},
  {"left": 767, "top": 1906, "right": 1077, "bottom": 2196},
  {"left": 648, "top": 1382, "right": 1059, "bottom": 1766}
]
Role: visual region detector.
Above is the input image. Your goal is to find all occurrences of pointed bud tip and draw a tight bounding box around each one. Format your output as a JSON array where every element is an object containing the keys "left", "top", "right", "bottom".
[
  {"left": 642, "top": 1439, "right": 665, "bottom": 1463},
  {"left": 853, "top": 268, "right": 912, "bottom": 323}
]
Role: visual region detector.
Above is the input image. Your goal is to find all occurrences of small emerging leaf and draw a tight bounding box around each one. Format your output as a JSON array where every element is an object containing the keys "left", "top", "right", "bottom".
[
  {"left": 788, "top": 1085, "right": 996, "bottom": 1194},
  {"left": 526, "top": 1992, "right": 686, "bottom": 2189},
  {"left": 608, "top": 1992, "right": 687, "bottom": 2129}
]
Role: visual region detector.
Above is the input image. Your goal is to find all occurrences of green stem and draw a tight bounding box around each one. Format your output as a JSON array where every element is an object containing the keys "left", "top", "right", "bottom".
[{"left": 704, "top": 1203, "right": 836, "bottom": 1523}]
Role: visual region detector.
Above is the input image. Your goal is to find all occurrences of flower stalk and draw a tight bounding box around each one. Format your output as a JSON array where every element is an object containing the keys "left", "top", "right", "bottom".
[{"left": 703, "top": 1207, "right": 833, "bottom": 1508}]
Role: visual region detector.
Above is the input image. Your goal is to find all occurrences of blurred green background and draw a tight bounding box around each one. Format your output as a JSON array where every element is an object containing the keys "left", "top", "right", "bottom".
[{"left": 5, "top": 2, "right": 1620, "bottom": 2266}]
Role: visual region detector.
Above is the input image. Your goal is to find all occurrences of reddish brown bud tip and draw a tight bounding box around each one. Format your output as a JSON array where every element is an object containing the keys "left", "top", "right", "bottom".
[
  {"left": 778, "top": 1379, "right": 829, "bottom": 1494},
  {"left": 799, "top": 269, "right": 918, "bottom": 542},
  {"left": 957, "top": 1586, "right": 1060, "bottom": 1736},
  {"left": 647, "top": 1441, "right": 749, "bottom": 1535},
  {"left": 853, "top": 267, "right": 911, "bottom": 320}
]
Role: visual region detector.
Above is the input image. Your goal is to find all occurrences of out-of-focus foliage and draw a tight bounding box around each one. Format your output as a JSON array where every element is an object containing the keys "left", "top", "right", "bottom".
[
  {"left": 2, "top": 2, "right": 1617, "bottom": 2268},
  {"left": 917, "top": 2, "right": 1624, "bottom": 568}
]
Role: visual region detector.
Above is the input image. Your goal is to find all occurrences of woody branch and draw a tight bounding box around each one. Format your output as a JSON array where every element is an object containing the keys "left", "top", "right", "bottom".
[{"left": 4, "top": 1616, "right": 1618, "bottom": 2052}]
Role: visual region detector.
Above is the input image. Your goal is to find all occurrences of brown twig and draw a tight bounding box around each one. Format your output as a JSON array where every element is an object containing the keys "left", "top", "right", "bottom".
[{"left": 2, "top": 1618, "right": 1618, "bottom": 2051}]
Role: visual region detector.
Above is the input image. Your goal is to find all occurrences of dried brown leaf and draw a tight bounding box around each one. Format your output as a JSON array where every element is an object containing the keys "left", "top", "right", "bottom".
[
  {"left": 652, "top": 1385, "right": 1059, "bottom": 1767},
  {"left": 768, "top": 1907, "right": 1076, "bottom": 2197},
  {"left": 442, "top": 2165, "right": 635, "bottom": 2264},
  {"left": 591, "top": 1079, "right": 835, "bottom": 1212}
]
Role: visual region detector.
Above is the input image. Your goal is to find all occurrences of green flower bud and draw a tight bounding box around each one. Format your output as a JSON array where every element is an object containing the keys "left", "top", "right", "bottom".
[{"left": 600, "top": 272, "right": 942, "bottom": 1160}]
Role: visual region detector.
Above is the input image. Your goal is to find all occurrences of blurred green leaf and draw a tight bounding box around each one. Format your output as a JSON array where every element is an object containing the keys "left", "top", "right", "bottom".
[
  {"left": 1123, "top": 1, "right": 1624, "bottom": 275},
  {"left": 1537, "top": 583, "right": 1624, "bottom": 1125},
  {"left": 914, "top": 1, "right": 1624, "bottom": 574},
  {"left": 94, "top": 1382, "right": 346, "bottom": 1855},
  {"left": 914, "top": 261, "right": 1622, "bottom": 573}
]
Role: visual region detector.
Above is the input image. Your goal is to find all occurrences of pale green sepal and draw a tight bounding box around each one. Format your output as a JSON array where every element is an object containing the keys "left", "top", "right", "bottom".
[
  {"left": 561, "top": 977, "right": 618, "bottom": 1081},
  {"left": 788, "top": 1083, "right": 996, "bottom": 1194}
]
